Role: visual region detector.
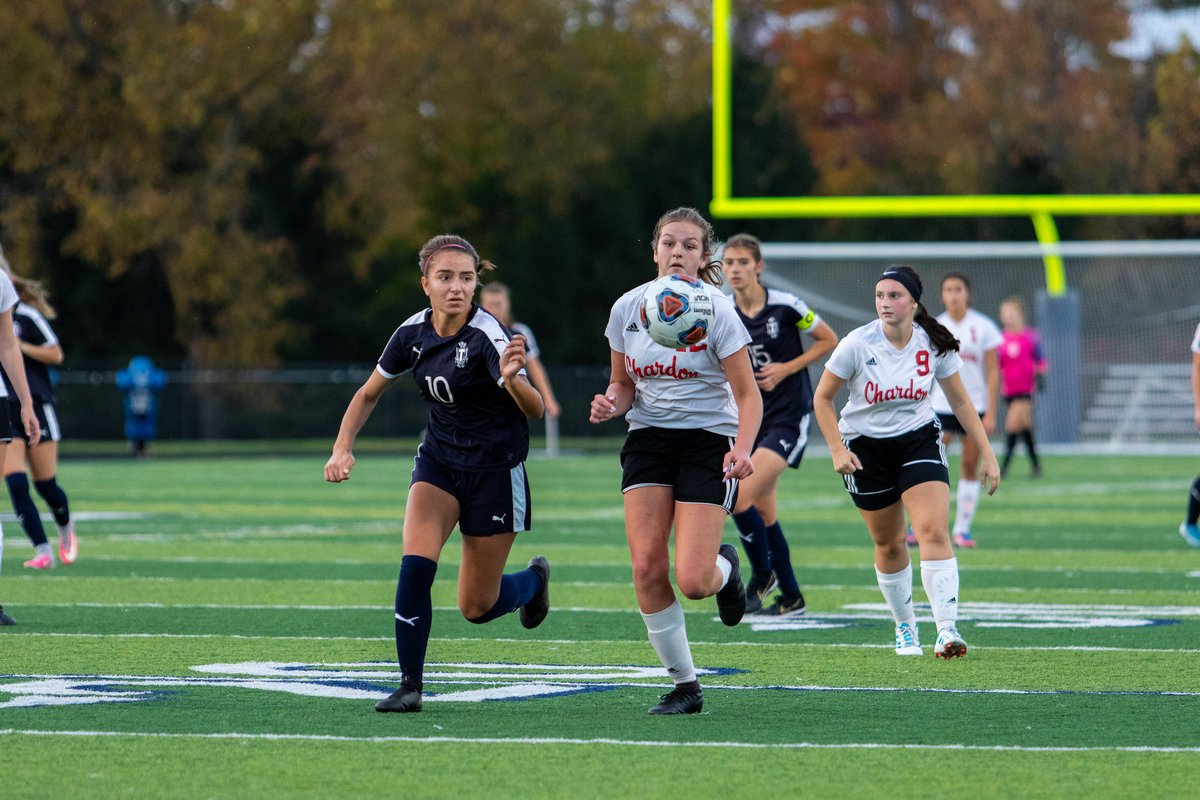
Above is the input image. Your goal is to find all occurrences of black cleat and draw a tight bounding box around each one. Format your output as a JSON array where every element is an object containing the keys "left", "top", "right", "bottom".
[
  {"left": 375, "top": 679, "right": 423, "bottom": 713},
  {"left": 715, "top": 544, "right": 746, "bottom": 626},
  {"left": 648, "top": 685, "right": 704, "bottom": 715},
  {"left": 744, "top": 570, "right": 778, "bottom": 614},
  {"left": 757, "top": 591, "right": 806, "bottom": 617},
  {"left": 519, "top": 556, "right": 550, "bottom": 630},
  {"left": 0, "top": 605, "right": 14, "bottom": 626}
]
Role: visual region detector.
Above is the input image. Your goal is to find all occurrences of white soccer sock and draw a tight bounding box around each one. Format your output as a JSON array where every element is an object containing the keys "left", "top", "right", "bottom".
[
  {"left": 640, "top": 600, "right": 697, "bottom": 685},
  {"left": 715, "top": 551, "right": 733, "bottom": 588},
  {"left": 875, "top": 563, "right": 917, "bottom": 627},
  {"left": 954, "top": 479, "right": 981, "bottom": 535},
  {"left": 920, "top": 557, "right": 960, "bottom": 631}
]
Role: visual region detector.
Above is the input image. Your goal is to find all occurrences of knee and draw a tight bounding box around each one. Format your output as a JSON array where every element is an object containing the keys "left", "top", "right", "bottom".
[
  {"left": 631, "top": 557, "right": 670, "bottom": 593},
  {"left": 674, "top": 567, "right": 711, "bottom": 601},
  {"left": 876, "top": 537, "right": 910, "bottom": 561},
  {"left": 460, "top": 599, "right": 493, "bottom": 622}
]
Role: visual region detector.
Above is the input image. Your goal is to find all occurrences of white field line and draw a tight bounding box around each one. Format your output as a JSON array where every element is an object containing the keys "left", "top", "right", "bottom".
[
  {"left": 0, "top": 728, "right": 1197, "bottom": 753},
  {"left": 10, "top": 631, "right": 1200, "bottom": 655}
]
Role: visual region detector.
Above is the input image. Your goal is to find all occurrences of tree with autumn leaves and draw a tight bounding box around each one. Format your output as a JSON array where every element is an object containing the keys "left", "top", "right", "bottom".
[{"left": 0, "top": 0, "right": 1197, "bottom": 368}]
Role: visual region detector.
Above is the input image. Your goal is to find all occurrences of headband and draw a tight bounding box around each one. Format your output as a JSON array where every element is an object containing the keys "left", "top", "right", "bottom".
[
  {"left": 421, "top": 243, "right": 472, "bottom": 271},
  {"left": 878, "top": 269, "right": 922, "bottom": 303}
]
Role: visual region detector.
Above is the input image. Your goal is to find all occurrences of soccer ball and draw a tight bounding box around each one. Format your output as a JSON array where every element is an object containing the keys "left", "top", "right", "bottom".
[{"left": 640, "top": 274, "right": 714, "bottom": 349}]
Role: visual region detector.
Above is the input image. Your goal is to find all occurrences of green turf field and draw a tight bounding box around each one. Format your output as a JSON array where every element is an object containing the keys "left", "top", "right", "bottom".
[{"left": 2, "top": 447, "right": 1199, "bottom": 798}]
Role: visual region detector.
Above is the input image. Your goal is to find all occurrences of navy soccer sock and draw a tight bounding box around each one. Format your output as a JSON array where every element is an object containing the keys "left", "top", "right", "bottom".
[
  {"left": 467, "top": 566, "right": 542, "bottom": 624},
  {"left": 1188, "top": 477, "right": 1200, "bottom": 526},
  {"left": 732, "top": 508, "right": 771, "bottom": 575},
  {"left": 34, "top": 478, "right": 70, "bottom": 526},
  {"left": 394, "top": 555, "right": 437, "bottom": 685},
  {"left": 7, "top": 474, "right": 48, "bottom": 547},
  {"left": 1021, "top": 431, "right": 1040, "bottom": 470},
  {"left": 765, "top": 522, "right": 800, "bottom": 596}
]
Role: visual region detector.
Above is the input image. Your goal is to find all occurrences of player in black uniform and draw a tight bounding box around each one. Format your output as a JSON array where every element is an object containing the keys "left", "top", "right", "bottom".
[
  {"left": 325, "top": 235, "right": 549, "bottom": 713},
  {"left": 0, "top": 270, "right": 77, "bottom": 569},
  {"left": 722, "top": 234, "right": 838, "bottom": 615}
]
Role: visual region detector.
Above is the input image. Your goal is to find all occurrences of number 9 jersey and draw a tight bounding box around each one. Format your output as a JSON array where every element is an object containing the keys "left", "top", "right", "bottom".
[
  {"left": 823, "top": 320, "right": 962, "bottom": 439},
  {"left": 377, "top": 304, "right": 529, "bottom": 472}
]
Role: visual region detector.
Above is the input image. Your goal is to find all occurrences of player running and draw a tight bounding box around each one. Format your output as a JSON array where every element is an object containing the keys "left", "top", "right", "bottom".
[
  {"left": 722, "top": 233, "right": 838, "bottom": 615},
  {"left": 325, "top": 235, "right": 549, "bottom": 713},
  {"left": 813, "top": 266, "right": 999, "bottom": 659}
]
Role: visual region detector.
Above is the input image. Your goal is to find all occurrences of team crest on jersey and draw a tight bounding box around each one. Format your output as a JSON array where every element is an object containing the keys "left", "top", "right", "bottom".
[
  {"left": 455, "top": 341, "right": 469, "bottom": 368},
  {"left": 766, "top": 317, "right": 780, "bottom": 339}
]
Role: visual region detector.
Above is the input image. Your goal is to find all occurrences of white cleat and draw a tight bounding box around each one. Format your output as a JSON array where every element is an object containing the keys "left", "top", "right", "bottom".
[
  {"left": 934, "top": 625, "right": 968, "bottom": 659},
  {"left": 894, "top": 621, "right": 923, "bottom": 655}
]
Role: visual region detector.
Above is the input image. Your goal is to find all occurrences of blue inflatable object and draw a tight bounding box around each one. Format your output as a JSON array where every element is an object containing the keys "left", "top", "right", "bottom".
[{"left": 116, "top": 356, "right": 166, "bottom": 455}]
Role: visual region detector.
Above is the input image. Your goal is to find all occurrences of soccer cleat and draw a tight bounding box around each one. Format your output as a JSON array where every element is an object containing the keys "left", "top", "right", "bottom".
[
  {"left": 0, "top": 606, "right": 14, "bottom": 626},
  {"left": 519, "top": 556, "right": 550, "bottom": 629},
  {"left": 952, "top": 532, "right": 976, "bottom": 548},
  {"left": 744, "top": 570, "right": 778, "bottom": 614},
  {"left": 1179, "top": 523, "right": 1200, "bottom": 549},
  {"left": 714, "top": 544, "right": 746, "bottom": 626},
  {"left": 647, "top": 685, "right": 704, "bottom": 715},
  {"left": 24, "top": 554, "right": 54, "bottom": 570},
  {"left": 905, "top": 526, "right": 917, "bottom": 546},
  {"left": 894, "top": 622, "right": 923, "bottom": 655},
  {"left": 375, "top": 679, "right": 423, "bottom": 713},
  {"left": 57, "top": 522, "right": 78, "bottom": 565},
  {"left": 934, "top": 626, "right": 968, "bottom": 659},
  {"left": 757, "top": 591, "right": 806, "bottom": 617}
]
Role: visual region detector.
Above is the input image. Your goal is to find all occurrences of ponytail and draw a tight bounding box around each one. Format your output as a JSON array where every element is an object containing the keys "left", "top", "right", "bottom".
[{"left": 915, "top": 304, "right": 958, "bottom": 354}]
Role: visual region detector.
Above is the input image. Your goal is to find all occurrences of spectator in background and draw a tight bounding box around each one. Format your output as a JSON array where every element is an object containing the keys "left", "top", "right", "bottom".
[
  {"left": 1180, "top": 322, "right": 1200, "bottom": 548},
  {"left": 721, "top": 233, "right": 838, "bottom": 615},
  {"left": 927, "top": 274, "right": 1002, "bottom": 548},
  {"left": 117, "top": 356, "right": 166, "bottom": 458},
  {"left": 479, "top": 282, "right": 561, "bottom": 421},
  {"left": 0, "top": 262, "right": 78, "bottom": 569},
  {"left": 997, "top": 297, "right": 1046, "bottom": 478}
]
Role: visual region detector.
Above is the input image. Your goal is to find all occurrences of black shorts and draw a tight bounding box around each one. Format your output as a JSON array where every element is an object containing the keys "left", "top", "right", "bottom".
[
  {"left": 756, "top": 416, "right": 811, "bottom": 469},
  {"left": 620, "top": 427, "right": 739, "bottom": 512},
  {"left": 410, "top": 450, "right": 531, "bottom": 537},
  {"left": 934, "top": 411, "right": 983, "bottom": 436},
  {"left": 1004, "top": 393, "right": 1033, "bottom": 404},
  {"left": 840, "top": 421, "right": 949, "bottom": 511},
  {"left": 5, "top": 398, "right": 57, "bottom": 444}
]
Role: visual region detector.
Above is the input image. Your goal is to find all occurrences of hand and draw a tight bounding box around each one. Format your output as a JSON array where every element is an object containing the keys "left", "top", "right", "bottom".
[
  {"left": 831, "top": 447, "right": 862, "bottom": 476},
  {"left": 500, "top": 335, "right": 527, "bottom": 382},
  {"left": 722, "top": 444, "right": 755, "bottom": 481},
  {"left": 980, "top": 455, "right": 1001, "bottom": 495},
  {"left": 982, "top": 410, "right": 996, "bottom": 436},
  {"left": 754, "top": 362, "right": 790, "bottom": 393},
  {"left": 21, "top": 406, "right": 40, "bottom": 448},
  {"left": 324, "top": 449, "right": 355, "bottom": 483},
  {"left": 589, "top": 393, "right": 619, "bottom": 424},
  {"left": 546, "top": 397, "right": 562, "bottom": 419}
]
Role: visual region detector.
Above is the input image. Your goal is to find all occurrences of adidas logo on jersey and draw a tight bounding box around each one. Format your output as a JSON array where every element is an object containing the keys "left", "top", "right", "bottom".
[
  {"left": 625, "top": 322, "right": 640, "bottom": 332},
  {"left": 865, "top": 357, "right": 878, "bottom": 366}
]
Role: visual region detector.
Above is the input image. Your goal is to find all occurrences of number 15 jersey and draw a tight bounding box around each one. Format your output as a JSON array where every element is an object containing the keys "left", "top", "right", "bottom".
[
  {"left": 823, "top": 320, "right": 962, "bottom": 439},
  {"left": 377, "top": 304, "right": 529, "bottom": 472}
]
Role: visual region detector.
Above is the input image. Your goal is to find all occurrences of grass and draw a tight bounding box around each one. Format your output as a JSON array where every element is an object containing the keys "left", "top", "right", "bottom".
[{"left": 2, "top": 445, "right": 1199, "bottom": 798}]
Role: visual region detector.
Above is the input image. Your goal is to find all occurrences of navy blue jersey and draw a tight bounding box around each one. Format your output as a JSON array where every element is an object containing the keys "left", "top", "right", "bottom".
[
  {"left": 736, "top": 288, "right": 821, "bottom": 427},
  {"left": 377, "top": 303, "right": 528, "bottom": 472},
  {"left": 1, "top": 303, "right": 59, "bottom": 402}
]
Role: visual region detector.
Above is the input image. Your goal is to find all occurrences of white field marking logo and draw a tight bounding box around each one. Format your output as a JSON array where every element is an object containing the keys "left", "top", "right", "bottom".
[
  {"left": 739, "top": 601, "right": 1194, "bottom": 632},
  {"left": 0, "top": 662, "right": 737, "bottom": 710}
]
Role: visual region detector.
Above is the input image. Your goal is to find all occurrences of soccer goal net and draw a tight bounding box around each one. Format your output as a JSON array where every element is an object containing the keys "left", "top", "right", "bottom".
[{"left": 753, "top": 240, "right": 1200, "bottom": 450}]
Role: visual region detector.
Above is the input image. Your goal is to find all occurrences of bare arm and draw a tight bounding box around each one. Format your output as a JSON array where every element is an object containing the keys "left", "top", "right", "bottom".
[
  {"left": 324, "top": 369, "right": 396, "bottom": 482},
  {"left": 1192, "top": 351, "right": 1200, "bottom": 430},
  {"left": 982, "top": 347, "right": 999, "bottom": 435},
  {"left": 589, "top": 349, "right": 635, "bottom": 424},
  {"left": 756, "top": 320, "right": 839, "bottom": 392},
  {"left": 500, "top": 335, "right": 544, "bottom": 419},
  {"left": 523, "top": 353, "right": 560, "bottom": 418},
  {"left": 938, "top": 371, "right": 1001, "bottom": 494},
  {"left": 20, "top": 341, "right": 64, "bottom": 366},
  {"left": 813, "top": 369, "right": 858, "bottom": 475},
  {"left": 721, "top": 346, "right": 762, "bottom": 480},
  {"left": 0, "top": 308, "right": 40, "bottom": 446}
]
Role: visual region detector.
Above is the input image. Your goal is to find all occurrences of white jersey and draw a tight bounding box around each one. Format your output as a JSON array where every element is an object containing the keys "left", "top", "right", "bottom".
[
  {"left": 824, "top": 319, "right": 962, "bottom": 439},
  {"left": 511, "top": 321, "right": 540, "bottom": 359},
  {"left": 930, "top": 308, "right": 1002, "bottom": 414},
  {"left": 0, "top": 272, "right": 17, "bottom": 399},
  {"left": 1191, "top": 322, "right": 1200, "bottom": 355},
  {"left": 605, "top": 280, "right": 752, "bottom": 436}
]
